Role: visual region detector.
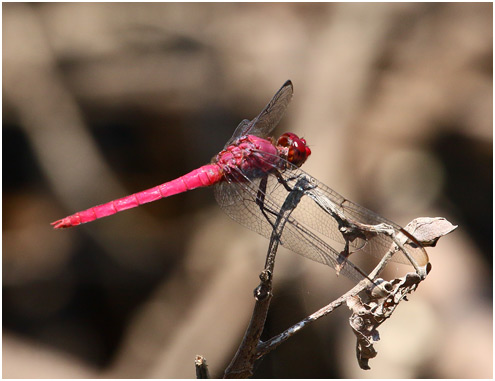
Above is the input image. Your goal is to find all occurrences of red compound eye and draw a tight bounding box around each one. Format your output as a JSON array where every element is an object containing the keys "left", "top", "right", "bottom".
[{"left": 277, "top": 132, "right": 311, "bottom": 167}]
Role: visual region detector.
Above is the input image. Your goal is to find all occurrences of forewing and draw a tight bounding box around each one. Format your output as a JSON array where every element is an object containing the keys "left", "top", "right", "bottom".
[
  {"left": 225, "top": 80, "right": 294, "bottom": 147},
  {"left": 275, "top": 162, "right": 429, "bottom": 267},
  {"left": 225, "top": 119, "right": 251, "bottom": 148},
  {"left": 221, "top": 148, "right": 428, "bottom": 268},
  {"left": 213, "top": 161, "right": 368, "bottom": 283},
  {"left": 332, "top": 192, "right": 429, "bottom": 266}
]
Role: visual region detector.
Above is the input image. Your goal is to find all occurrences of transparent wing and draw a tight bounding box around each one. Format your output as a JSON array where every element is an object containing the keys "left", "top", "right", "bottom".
[
  {"left": 213, "top": 170, "right": 369, "bottom": 283},
  {"left": 308, "top": 179, "right": 429, "bottom": 266},
  {"left": 279, "top": 163, "right": 429, "bottom": 266},
  {"left": 214, "top": 150, "right": 428, "bottom": 280},
  {"left": 224, "top": 80, "right": 294, "bottom": 147},
  {"left": 225, "top": 119, "right": 251, "bottom": 148}
]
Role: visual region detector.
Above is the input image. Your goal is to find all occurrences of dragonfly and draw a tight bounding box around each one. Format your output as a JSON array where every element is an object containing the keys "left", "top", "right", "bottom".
[{"left": 52, "top": 80, "right": 429, "bottom": 283}]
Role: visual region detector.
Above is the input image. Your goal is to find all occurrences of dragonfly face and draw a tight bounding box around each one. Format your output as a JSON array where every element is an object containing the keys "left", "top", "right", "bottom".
[{"left": 277, "top": 132, "right": 312, "bottom": 167}]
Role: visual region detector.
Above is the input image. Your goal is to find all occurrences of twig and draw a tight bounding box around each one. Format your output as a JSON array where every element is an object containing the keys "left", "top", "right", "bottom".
[
  {"left": 243, "top": 217, "right": 456, "bottom": 373},
  {"left": 257, "top": 217, "right": 456, "bottom": 368},
  {"left": 254, "top": 238, "right": 398, "bottom": 358},
  {"left": 195, "top": 355, "right": 210, "bottom": 379},
  {"left": 256, "top": 277, "right": 370, "bottom": 358},
  {"left": 223, "top": 174, "right": 457, "bottom": 377},
  {"left": 223, "top": 177, "right": 312, "bottom": 378}
]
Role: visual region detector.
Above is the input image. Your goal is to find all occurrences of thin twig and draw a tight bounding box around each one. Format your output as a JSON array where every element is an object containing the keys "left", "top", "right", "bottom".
[
  {"left": 224, "top": 181, "right": 456, "bottom": 376},
  {"left": 224, "top": 177, "right": 312, "bottom": 378},
  {"left": 256, "top": 277, "right": 370, "bottom": 357},
  {"left": 195, "top": 355, "right": 210, "bottom": 379},
  {"left": 254, "top": 243, "right": 398, "bottom": 358},
  {"left": 257, "top": 217, "right": 456, "bottom": 366}
]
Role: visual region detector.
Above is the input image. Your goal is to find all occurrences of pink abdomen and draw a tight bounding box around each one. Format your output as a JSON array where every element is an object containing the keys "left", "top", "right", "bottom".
[{"left": 51, "top": 164, "right": 223, "bottom": 228}]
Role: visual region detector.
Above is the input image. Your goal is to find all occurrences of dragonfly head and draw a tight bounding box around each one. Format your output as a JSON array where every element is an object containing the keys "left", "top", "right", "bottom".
[{"left": 277, "top": 132, "right": 312, "bottom": 167}]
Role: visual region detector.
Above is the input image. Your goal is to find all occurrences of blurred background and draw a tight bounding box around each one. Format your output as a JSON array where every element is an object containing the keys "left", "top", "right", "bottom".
[{"left": 3, "top": 2, "right": 492, "bottom": 378}]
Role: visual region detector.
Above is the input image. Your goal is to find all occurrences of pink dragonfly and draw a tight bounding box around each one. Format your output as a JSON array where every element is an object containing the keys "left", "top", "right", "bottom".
[{"left": 52, "top": 80, "right": 429, "bottom": 283}]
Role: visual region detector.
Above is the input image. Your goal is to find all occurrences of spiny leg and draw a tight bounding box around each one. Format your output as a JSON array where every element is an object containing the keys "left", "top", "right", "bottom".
[{"left": 256, "top": 176, "right": 278, "bottom": 230}]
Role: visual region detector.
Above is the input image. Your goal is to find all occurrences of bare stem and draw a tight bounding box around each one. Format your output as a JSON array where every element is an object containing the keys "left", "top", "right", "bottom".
[
  {"left": 195, "top": 355, "right": 210, "bottom": 379},
  {"left": 224, "top": 177, "right": 311, "bottom": 378}
]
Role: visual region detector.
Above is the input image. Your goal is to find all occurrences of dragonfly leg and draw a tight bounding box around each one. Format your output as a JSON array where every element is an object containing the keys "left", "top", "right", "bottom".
[
  {"left": 335, "top": 240, "right": 351, "bottom": 276},
  {"left": 274, "top": 170, "right": 297, "bottom": 192},
  {"left": 256, "top": 176, "right": 278, "bottom": 231},
  {"left": 263, "top": 177, "right": 312, "bottom": 273}
]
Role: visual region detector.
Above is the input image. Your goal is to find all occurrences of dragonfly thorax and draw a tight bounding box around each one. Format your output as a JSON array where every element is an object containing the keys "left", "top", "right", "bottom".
[{"left": 216, "top": 135, "right": 282, "bottom": 180}]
